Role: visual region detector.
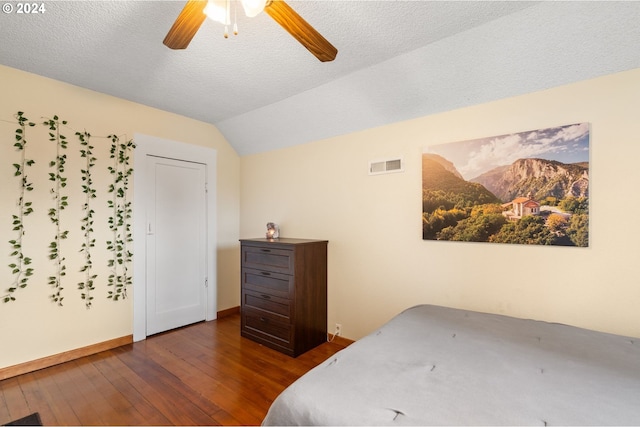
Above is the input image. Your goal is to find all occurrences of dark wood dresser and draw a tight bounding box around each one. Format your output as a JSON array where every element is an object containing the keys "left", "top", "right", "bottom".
[{"left": 240, "top": 238, "right": 328, "bottom": 357}]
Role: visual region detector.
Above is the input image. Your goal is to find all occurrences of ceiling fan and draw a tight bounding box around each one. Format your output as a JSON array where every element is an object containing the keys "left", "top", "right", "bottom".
[{"left": 163, "top": 0, "right": 338, "bottom": 62}]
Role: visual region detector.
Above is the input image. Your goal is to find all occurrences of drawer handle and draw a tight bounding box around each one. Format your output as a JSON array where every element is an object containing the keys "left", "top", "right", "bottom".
[
  {"left": 261, "top": 249, "right": 271, "bottom": 253},
  {"left": 260, "top": 317, "right": 269, "bottom": 323},
  {"left": 261, "top": 294, "right": 271, "bottom": 300},
  {"left": 260, "top": 271, "right": 271, "bottom": 276}
]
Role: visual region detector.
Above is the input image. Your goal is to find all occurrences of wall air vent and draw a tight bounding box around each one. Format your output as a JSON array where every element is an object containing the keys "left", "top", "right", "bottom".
[{"left": 369, "top": 158, "right": 404, "bottom": 175}]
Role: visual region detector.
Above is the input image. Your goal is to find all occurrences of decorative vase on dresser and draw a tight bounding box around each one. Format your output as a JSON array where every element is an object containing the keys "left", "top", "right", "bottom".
[{"left": 240, "top": 238, "right": 328, "bottom": 357}]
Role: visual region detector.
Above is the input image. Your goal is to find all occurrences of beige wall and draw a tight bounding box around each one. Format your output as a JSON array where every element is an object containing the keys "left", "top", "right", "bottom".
[
  {"left": 0, "top": 65, "right": 241, "bottom": 369},
  {"left": 2, "top": 63, "right": 639, "bottom": 370},
  {"left": 241, "top": 67, "right": 640, "bottom": 341}
]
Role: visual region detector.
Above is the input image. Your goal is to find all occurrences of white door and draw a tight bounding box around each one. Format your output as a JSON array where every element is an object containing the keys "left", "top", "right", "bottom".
[{"left": 146, "top": 155, "right": 207, "bottom": 335}]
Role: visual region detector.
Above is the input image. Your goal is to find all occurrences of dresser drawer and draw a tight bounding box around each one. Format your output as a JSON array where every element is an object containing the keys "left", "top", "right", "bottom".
[
  {"left": 241, "top": 245, "right": 294, "bottom": 275},
  {"left": 242, "top": 307, "right": 291, "bottom": 345},
  {"left": 242, "top": 289, "right": 291, "bottom": 317},
  {"left": 242, "top": 268, "right": 292, "bottom": 299}
]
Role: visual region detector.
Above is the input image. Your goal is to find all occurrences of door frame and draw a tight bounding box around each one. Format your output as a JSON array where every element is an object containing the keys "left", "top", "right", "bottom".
[{"left": 132, "top": 134, "right": 217, "bottom": 342}]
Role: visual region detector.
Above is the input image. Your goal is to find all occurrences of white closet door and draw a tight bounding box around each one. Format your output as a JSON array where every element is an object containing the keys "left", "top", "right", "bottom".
[{"left": 146, "top": 155, "right": 207, "bottom": 335}]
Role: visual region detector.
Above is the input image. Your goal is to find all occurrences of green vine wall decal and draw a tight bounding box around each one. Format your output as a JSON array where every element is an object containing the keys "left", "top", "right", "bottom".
[
  {"left": 44, "top": 116, "right": 69, "bottom": 306},
  {"left": 2, "top": 111, "right": 135, "bottom": 306},
  {"left": 3, "top": 112, "right": 36, "bottom": 303},
  {"left": 77, "top": 131, "right": 97, "bottom": 308},
  {"left": 107, "top": 135, "right": 135, "bottom": 301}
]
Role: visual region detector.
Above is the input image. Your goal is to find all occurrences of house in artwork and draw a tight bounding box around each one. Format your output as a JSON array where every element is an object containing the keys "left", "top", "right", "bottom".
[{"left": 502, "top": 192, "right": 541, "bottom": 220}]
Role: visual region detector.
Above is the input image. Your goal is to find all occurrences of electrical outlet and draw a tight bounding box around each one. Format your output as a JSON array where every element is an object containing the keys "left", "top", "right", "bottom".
[{"left": 335, "top": 323, "right": 342, "bottom": 337}]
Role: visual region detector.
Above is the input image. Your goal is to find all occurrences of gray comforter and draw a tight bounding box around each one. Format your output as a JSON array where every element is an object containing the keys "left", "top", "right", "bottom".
[{"left": 262, "top": 304, "right": 640, "bottom": 425}]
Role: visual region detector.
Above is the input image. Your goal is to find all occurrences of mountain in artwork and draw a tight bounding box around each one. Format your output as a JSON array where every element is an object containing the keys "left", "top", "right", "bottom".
[
  {"left": 471, "top": 158, "right": 589, "bottom": 202},
  {"left": 421, "top": 154, "right": 501, "bottom": 212}
]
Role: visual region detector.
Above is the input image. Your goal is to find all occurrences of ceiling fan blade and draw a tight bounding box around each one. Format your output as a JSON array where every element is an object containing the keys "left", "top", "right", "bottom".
[
  {"left": 264, "top": 0, "right": 338, "bottom": 62},
  {"left": 163, "top": 0, "right": 208, "bottom": 50}
]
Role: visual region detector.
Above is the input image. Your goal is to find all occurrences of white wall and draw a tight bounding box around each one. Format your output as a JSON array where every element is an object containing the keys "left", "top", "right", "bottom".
[
  {"left": 240, "top": 68, "right": 640, "bottom": 341},
  {"left": 0, "top": 65, "right": 241, "bottom": 369}
]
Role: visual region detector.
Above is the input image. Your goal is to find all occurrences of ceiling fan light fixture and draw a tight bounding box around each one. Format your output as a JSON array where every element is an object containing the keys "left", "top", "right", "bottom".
[
  {"left": 203, "top": 0, "right": 230, "bottom": 25},
  {"left": 240, "top": 0, "right": 267, "bottom": 17},
  {"left": 163, "top": 0, "right": 337, "bottom": 61}
]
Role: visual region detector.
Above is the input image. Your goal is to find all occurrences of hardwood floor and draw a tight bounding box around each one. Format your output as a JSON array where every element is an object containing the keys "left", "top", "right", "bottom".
[{"left": 0, "top": 314, "right": 350, "bottom": 426}]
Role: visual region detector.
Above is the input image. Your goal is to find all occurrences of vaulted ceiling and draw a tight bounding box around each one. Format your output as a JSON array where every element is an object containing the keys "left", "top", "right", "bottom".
[{"left": 1, "top": 1, "right": 639, "bottom": 155}]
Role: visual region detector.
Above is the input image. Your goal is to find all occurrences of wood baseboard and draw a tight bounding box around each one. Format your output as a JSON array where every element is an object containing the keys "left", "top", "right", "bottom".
[
  {"left": 216, "top": 308, "right": 353, "bottom": 347},
  {"left": 216, "top": 308, "right": 353, "bottom": 346},
  {"left": 328, "top": 334, "right": 355, "bottom": 347},
  {"left": 217, "top": 306, "right": 240, "bottom": 318},
  {"left": 0, "top": 335, "right": 133, "bottom": 381}
]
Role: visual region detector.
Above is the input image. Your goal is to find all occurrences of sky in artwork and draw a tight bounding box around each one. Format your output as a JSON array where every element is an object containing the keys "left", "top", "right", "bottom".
[{"left": 424, "top": 123, "right": 590, "bottom": 180}]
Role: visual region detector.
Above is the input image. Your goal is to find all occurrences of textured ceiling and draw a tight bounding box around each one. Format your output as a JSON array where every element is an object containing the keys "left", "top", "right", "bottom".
[{"left": 1, "top": 1, "right": 639, "bottom": 155}]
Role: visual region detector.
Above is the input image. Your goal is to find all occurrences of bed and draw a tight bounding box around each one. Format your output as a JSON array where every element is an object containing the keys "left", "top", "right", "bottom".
[{"left": 262, "top": 304, "right": 640, "bottom": 426}]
